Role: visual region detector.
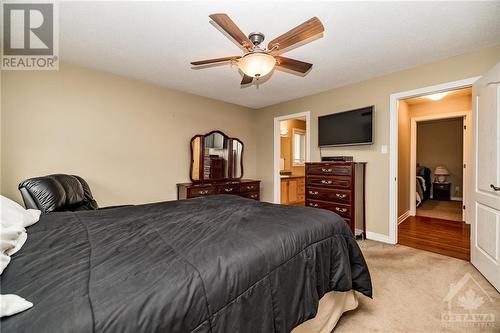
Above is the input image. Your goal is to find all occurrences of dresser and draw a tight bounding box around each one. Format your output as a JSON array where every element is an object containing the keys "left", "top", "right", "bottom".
[
  {"left": 177, "top": 179, "right": 261, "bottom": 200},
  {"left": 305, "top": 162, "right": 366, "bottom": 235},
  {"left": 179, "top": 130, "right": 261, "bottom": 201}
]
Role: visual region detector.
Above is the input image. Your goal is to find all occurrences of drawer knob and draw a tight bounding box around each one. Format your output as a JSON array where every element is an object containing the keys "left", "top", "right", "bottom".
[
  {"left": 321, "top": 180, "right": 333, "bottom": 184},
  {"left": 335, "top": 207, "right": 347, "bottom": 213},
  {"left": 224, "top": 188, "right": 233, "bottom": 192},
  {"left": 336, "top": 193, "right": 347, "bottom": 198},
  {"left": 199, "top": 190, "right": 209, "bottom": 195},
  {"left": 309, "top": 190, "right": 319, "bottom": 195},
  {"left": 246, "top": 186, "right": 253, "bottom": 189},
  {"left": 309, "top": 203, "right": 318, "bottom": 207},
  {"left": 251, "top": 194, "right": 257, "bottom": 198},
  {"left": 322, "top": 168, "right": 333, "bottom": 172}
]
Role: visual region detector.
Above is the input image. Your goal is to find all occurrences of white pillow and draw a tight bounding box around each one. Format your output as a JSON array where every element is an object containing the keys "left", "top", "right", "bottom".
[
  {"left": 0, "top": 254, "right": 11, "bottom": 275},
  {"left": 0, "top": 195, "right": 41, "bottom": 228},
  {"left": 0, "top": 226, "right": 27, "bottom": 256},
  {"left": 0, "top": 196, "right": 37, "bottom": 317},
  {"left": 0, "top": 294, "right": 33, "bottom": 317}
]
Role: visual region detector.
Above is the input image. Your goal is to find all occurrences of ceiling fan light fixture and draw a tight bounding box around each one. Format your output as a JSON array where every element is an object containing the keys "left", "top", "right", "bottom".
[{"left": 238, "top": 53, "right": 276, "bottom": 78}]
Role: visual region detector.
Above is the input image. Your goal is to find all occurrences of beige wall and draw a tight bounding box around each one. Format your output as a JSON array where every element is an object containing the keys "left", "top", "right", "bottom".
[
  {"left": 1, "top": 63, "right": 256, "bottom": 206},
  {"left": 417, "top": 118, "right": 464, "bottom": 198},
  {"left": 2, "top": 45, "right": 499, "bottom": 238},
  {"left": 397, "top": 100, "right": 411, "bottom": 216},
  {"left": 280, "top": 119, "right": 306, "bottom": 176},
  {"left": 397, "top": 94, "right": 472, "bottom": 215},
  {"left": 255, "top": 45, "right": 500, "bottom": 236}
]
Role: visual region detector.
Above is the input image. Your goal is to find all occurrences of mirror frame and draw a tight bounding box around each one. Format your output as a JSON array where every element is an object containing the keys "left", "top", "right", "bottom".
[
  {"left": 230, "top": 137, "right": 244, "bottom": 180},
  {"left": 189, "top": 130, "right": 244, "bottom": 183}
]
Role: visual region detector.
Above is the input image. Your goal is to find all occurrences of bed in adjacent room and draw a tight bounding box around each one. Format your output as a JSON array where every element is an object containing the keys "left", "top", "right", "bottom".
[
  {"left": 1, "top": 195, "right": 372, "bottom": 333},
  {"left": 416, "top": 166, "right": 432, "bottom": 207}
]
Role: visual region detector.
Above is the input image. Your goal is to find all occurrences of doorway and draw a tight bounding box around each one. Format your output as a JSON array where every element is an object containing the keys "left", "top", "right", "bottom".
[
  {"left": 392, "top": 84, "right": 475, "bottom": 260},
  {"left": 414, "top": 116, "right": 465, "bottom": 222},
  {"left": 273, "top": 112, "right": 311, "bottom": 205},
  {"left": 391, "top": 65, "right": 500, "bottom": 291}
]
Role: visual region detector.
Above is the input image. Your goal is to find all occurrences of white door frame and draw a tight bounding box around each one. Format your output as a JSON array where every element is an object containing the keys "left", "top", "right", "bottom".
[
  {"left": 273, "top": 111, "right": 311, "bottom": 204},
  {"left": 389, "top": 77, "right": 480, "bottom": 244},
  {"left": 409, "top": 111, "right": 470, "bottom": 221}
]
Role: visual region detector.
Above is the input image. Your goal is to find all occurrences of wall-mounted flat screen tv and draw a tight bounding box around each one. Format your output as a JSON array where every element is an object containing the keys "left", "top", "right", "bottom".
[{"left": 318, "top": 106, "right": 374, "bottom": 147}]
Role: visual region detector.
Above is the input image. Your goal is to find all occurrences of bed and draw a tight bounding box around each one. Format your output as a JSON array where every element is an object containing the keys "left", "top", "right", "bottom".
[
  {"left": 416, "top": 166, "right": 432, "bottom": 207},
  {"left": 1, "top": 195, "right": 372, "bottom": 332}
]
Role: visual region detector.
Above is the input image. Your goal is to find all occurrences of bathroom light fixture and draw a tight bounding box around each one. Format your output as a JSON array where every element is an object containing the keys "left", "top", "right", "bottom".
[{"left": 425, "top": 92, "right": 449, "bottom": 101}]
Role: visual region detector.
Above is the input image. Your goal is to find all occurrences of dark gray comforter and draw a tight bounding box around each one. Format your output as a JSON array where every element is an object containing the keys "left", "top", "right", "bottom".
[{"left": 1, "top": 195, "right": 372, "bottom": 333}]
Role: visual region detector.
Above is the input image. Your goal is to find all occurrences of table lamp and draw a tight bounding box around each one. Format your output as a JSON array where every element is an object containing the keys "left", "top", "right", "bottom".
[{"left": 434, "top": 166, "right": 449, "bottom": 183}]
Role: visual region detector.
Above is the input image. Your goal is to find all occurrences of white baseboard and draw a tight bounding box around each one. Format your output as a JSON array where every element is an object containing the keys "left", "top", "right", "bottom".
[
  {"left": 366, "top": 231, "right": 392, "bottom": 244},
  {"left": 451, "top": 196, "right": 463, "bottom": 202},
  {"left": 398, "top": 211, "right": 410, "bottom": 224}
]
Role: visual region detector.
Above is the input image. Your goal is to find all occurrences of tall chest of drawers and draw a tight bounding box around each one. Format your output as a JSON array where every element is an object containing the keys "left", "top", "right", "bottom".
[{"left": 305, "top": 162, "right": 366, "bottom": 236}]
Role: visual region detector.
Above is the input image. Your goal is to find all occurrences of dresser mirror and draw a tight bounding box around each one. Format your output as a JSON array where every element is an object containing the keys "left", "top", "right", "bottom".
[
  {"left": 231, "top": 139, "right": 243, "bottom": 179},
  {"left": 190, "top": 130, "right": 244, "bottom": 182}
]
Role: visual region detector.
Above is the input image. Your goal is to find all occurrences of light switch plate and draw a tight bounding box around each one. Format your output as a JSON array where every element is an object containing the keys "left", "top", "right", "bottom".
[{"left": 381, "top": 145, "right": 388, "bottom": 154}]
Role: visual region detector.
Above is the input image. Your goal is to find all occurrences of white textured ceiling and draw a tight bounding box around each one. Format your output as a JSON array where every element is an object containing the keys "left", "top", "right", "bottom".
[{"left": 60, "top": 1, "right": 500, "bottom": 109}]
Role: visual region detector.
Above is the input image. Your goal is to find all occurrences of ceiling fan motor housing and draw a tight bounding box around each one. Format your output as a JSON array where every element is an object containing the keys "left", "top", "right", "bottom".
[{"left": 248, "top": 32, "right": 265, "bottom": 46}]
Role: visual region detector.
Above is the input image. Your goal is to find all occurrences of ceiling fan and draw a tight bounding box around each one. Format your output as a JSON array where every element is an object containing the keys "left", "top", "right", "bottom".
[{"left": 191, "top": 14, "right": 324, "bottom": 85}]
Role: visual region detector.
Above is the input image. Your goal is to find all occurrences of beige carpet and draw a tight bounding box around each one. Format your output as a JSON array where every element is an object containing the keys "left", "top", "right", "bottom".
[
  {"left": 417, "top": 200, "right": 463, "bottom": 221},
  {"left": 334, "top": 241, "right": 500, "bottom": 332}
]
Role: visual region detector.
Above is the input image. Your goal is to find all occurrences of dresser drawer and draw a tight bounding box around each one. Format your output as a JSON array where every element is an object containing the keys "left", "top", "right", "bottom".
[
  {"left": 217, "top": 183, "right": 240, "bottom": 194},
  {"left": 240, "top": 191, "right": 260, "bottom": 200},
  {"left": 433, "top": 183, "right": 450, "bottom": 191},
  {"left": 188, "top": 186, "right": 217, "bottom": 198},
  {"left": 306, "top": 187, "right": 352, "bottom": 204},
  {"left": 240, "top": 182, "right": 260, "bottom": 193},
  {"left": 306, "top": 176, "right": 351, "bottom": 189},
  {"left": 306, "top": 199, "right": 351, "bottom": 218},
  {"left": 306, "top": 164, "right": 352, "bottom": 176}
]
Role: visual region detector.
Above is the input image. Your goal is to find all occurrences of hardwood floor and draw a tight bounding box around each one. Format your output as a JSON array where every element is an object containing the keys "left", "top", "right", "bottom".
[
  {"left": 398, "top": 215, "right": 470, "bottom": 261},
  {"left": 416, "top": 199, "right": 463, "bottom": 221}
]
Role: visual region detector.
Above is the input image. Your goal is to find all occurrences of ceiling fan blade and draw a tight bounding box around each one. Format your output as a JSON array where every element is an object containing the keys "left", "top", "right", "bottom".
[
  {"left": 275, "top": 56, "right": 312, "bottom": 73},
  {"left": 241, "top": 75, "right": 253, "bottom": 85},
  {"left": 209, "top": 13, "right": 254, "bottom": 50},
  {"left": 191, "top": 56, "right": 241, "bottom": 66},
  {"left": 268, "top": 17, "right": 324, "bottom": 53}
]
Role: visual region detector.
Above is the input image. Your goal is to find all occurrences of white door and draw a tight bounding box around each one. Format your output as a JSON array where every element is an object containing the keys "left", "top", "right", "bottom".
[{"left": 471, "top": 62, "right": 500, "bottom": 291}]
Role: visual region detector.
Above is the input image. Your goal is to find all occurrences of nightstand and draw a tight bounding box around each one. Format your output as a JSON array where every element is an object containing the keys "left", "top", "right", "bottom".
[{"left": 433, "top": 182, "right": 451, "bottom": 201}]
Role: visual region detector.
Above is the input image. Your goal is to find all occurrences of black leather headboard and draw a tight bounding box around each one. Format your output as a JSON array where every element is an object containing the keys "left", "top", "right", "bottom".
[{"left": 18, "top": 174, "right": 98, "bottom": 213}]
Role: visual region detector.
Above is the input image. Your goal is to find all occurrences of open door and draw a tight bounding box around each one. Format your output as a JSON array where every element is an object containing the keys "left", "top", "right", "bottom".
[{"left": 471, "top": 62, "right": 500, "bottom": 291}]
